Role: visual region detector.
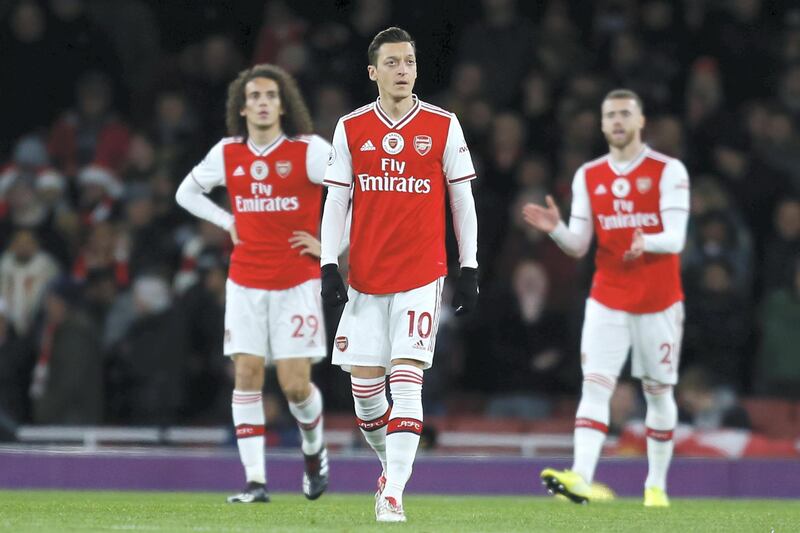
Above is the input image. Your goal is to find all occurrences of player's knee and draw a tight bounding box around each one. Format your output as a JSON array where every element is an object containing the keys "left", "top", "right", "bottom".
[
  {"left": 234, "top": 357, "right": 264, "bottom": 390},
  {"left": 642, "top": 380, "right": 677, "bottom": 427},
  {"left": 281, "top": 379, "right": 311, "bottom": 404}
]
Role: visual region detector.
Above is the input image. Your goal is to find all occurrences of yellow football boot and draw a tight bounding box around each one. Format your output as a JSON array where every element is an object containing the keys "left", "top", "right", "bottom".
[
  {"left": 644, "top": 486, "right": 670, "bottom": 508},
  {"left": 540, "top": 468, "right": 592, "bottom": 504}
]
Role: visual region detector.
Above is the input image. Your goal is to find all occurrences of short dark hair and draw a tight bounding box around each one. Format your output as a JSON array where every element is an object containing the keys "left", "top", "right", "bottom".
[
  {"left": 367, "top": 27, "right": 416, "bottom": 65},
  {"left": 225, "top": 64, "right": 313, "bottom": 139},
  {"left": 603, "top": 88, "right": 644, "bottom": 113}
]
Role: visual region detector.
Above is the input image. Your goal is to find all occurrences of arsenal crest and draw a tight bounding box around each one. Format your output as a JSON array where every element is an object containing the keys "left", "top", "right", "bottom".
[
  {"left": 335, "top": 336, "right": 348, "bottom": 352},
  {"left": 413, "top": 135, "right": 432, "bottom": 156},
  {"left": 636, "top": 176, "right": 652, "bottom": 194},
  {"left": 276, "top": 160, "right": 292, "bottom": 178}
]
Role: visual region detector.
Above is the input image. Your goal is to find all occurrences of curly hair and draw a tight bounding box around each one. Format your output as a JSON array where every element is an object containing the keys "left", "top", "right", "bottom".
[{"left": 225, "top": 64, "right": 313, "bottom": 139}]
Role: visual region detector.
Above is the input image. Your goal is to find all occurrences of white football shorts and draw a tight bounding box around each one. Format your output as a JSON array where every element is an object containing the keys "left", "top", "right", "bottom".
[
  {"left": 332, "top": 277, "right": 445, "bottom": 373},
  {"left": 580, "top": 298, "right": 684, "bottom": 385},
  {"left": 223, "top": 278, "right": 326, "bottom": 364}
]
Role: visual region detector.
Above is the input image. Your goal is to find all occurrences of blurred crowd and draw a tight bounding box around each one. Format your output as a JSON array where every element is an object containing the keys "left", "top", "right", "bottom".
[{"left": 0, "top": 0, "right": 799, "bottom": 430}]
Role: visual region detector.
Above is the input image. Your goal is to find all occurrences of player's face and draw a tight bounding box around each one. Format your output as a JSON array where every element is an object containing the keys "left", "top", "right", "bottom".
[
  {"left": 601, "top": 98, "right": 645, "bottom": 149},
  {"left": 368, "top": 42, "right": 417, "bottom": 100},
  {"left": 240, "top": 77, "right": 283, "bottom": 131}
]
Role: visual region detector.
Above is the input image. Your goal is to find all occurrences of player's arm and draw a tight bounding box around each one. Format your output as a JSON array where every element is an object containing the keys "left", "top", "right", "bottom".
[
  {"left": 626, "top": 159, "right": 690, "bottom": 260},
  {"left": 319, "top": 119, "right": 352, "bottom": 306},
  {"left": 443, "top": 115, "right": 479, "bottom": 315},
  {"left": 175, "top": 141, "right": 237, "bottom": 241},
  {"left": 523, "top": 167, "right": 593, "bottom": 258},
  {"left": 642, "top": 159, "right": 690, "bottom": 254}
]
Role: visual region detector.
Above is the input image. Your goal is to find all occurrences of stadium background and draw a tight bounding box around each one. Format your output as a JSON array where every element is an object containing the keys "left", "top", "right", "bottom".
[{"left": 0, "top": 0, "right": 799, "bottom": 471}]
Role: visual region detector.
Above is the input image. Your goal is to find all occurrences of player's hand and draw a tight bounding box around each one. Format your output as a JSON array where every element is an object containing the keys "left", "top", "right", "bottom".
[
  {"left": 321, "top": 263, "right": 348, "bottom": 307},
  {"left": 289, "top": 231, "right": 321, "bottom": 258},
  {"left": 229, "top": 223, "right": 242, "bottom": 245},
  {"left": 522, "top": 195, "right": 561, "bottom": 233},
  {"left": 623, "top": 228, "right": 645, "bottom": 261},
  {"left": 452, "top": 267, "right": 479, "bottom": 316}
]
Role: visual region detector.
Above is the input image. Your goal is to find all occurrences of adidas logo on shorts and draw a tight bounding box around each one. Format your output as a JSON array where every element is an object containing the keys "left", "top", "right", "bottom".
[{"left": 412, "top": 339, "right": 425, "bottom": 350}]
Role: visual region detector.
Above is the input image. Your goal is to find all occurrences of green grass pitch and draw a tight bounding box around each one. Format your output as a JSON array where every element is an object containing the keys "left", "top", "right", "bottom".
[{"left": 1, "top": 490, "right": 798, "bottom": 532}]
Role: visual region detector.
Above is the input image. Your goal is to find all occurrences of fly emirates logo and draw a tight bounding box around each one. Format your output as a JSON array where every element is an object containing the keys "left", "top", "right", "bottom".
[
  {"left": 357, "top": 158, "right": 431, "bottom": 194},
  {"left": 235, "top": 182, "right": 299, "bottom": 213},
  {"left": 597, "top": 199, "right": 660, "bottom": 230}
]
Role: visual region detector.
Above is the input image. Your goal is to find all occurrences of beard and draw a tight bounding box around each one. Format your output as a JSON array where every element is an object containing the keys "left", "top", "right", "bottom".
[{"left": 604, "top": 129, "right": 636, "bottom": 149}]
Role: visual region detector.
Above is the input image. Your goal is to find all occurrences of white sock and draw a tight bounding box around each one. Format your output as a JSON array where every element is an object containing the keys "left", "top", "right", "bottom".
[
  {"left": 383, "top": 365, "right": 424, "bottom": 507},
  {"left": 571, "top": 373, "right": 615, "bottom": 484},
  {"left": 643, "top": 381, "right": 677, "bottom": 491},
  {"left": 351, "top": 375, "right": 390, "bottom": 473},
  {"left": 232, "top": 390, "right": 266, "bottom": 484},
  {"left": 288, "top": 383, "right": 324, "bottom": 455}
]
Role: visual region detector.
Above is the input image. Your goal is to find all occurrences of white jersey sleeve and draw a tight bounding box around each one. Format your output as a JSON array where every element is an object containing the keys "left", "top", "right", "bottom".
[
  {"left": 548, "top": 166, "right": 594, "bottom": 258},
  {"left": 443, "top": 115, "right": 477, "bottom": 184},
  {"left": 306, "top": 134, "right": 332, "bottom": 185},
  {"left": 642, "top": 158, "right": 690, "bottom": 254},
  {"left": 448, "top": 180, "right": 478, "bottom": 268},
  {"left": 175, "top": 140, "right": 234, "bottom": 231},
  {"left": 320, "top": 185, "right": 350, "bottom": 266},
  {"left": 323, "top": 119, "right": 353, "bottom": 188},
  {"left": 188, "top": 140, "right": 226, "bottom": 191}
]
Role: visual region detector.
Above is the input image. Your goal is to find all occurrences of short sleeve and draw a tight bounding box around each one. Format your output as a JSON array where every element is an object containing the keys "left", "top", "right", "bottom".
[
  {"left": 304, "top": 135, "right": 332, "bottom": 185},
  {"left": 660, "top": 159, "right": 690, "bottom": 212},
  {"left": 189, "top": 141, "right": 226, "bottom": 191},
  {"left": 442, "top": 115, "right": 476, "bottom": 184},
  {"left": 322, "top": 119, "right": 353, "bottom": 188}
]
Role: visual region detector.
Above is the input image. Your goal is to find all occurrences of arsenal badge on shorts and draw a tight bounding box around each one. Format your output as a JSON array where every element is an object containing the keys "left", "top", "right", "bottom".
[
  {"left": 414, "top": 135, "right": 432, "bottom": 156},
  {"left": 335, "top": 336, "right": 348, "bottom": 352}
]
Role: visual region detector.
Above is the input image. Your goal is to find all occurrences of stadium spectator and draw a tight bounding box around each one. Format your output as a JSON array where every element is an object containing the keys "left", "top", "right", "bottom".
[
  {"left": 0, "top": 229, "right": 60, "bottom": 336},
  {"left": 682, "top": 259, "right": 751, "bottom": 390},
  {"left": 0, "top": 298, "right": 32, "bottom": 425},
  {"left": 676, "top": 366, "right": 752, "bottom": 430},
  {"left": 755, "top": 256, "right": 800, "bottom": 398},
  {"left": 29, "top": 277, "right": 103, "bottom": 425},
  {"left": 47, "top": 71, "right": 131, "bottom": 177},
  {"left": 762, "top": 197, "right": 800, "bottom": 292}
]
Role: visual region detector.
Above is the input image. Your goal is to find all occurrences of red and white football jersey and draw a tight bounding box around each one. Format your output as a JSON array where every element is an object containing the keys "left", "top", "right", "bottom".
[
  {"left": 190, "top": 134, "right": 330, "bottom": 290},
  {"left": 324, "top": 96, "right": 476, "bottom": 294},
  {"left": 572, "top": 147, "right": 690, "bottom": 313}
]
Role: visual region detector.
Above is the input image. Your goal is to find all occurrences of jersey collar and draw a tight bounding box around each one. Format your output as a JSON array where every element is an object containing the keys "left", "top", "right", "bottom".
[
  {"left": 247, "top": 134, "right": 286, "bottom": 157},
  {"left": 608, "top": 144, "right": 650, "bottom": 176},
  {"left": 373, "top": 95, "right": 421, "bottom": 130}
]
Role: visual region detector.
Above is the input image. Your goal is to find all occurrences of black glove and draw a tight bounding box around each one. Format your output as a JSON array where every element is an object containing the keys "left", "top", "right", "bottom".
[
  {"left": 321, "top": 263, "right": 348, "bottom": 307},
  {"left": 452, "top": 267, "right": 478, "bottom": 316}
]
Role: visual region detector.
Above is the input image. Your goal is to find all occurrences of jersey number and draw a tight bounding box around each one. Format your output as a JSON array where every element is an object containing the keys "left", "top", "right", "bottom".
[
  {"left": 407, "top": 310, "right": 432, "bottom": 339},
  {"left": 659, "top": 343, "right": 673, "bottom": 371},
  {"left": 291, "top": 315, "right": 319, "bottom": 338}
]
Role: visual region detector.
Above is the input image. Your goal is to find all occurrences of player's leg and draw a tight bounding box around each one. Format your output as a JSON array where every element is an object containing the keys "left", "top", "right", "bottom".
[
  {"left": 632, "top": 302, "right": 683, "bottom": 507},
  {"left": 224, "top": 280, "right": 270, "bottom": 503},
  {"left": 270, "top": 279, "right": 329, "bottom": 500},
  {"left": 542, "top": 298, "right": 630, "bottom": 503},
  {"left": 377, "top": 278, "right": 443, "bottom": 522},
  {"left": 330, "top": 287, "right": 392, "bottom": 493}
]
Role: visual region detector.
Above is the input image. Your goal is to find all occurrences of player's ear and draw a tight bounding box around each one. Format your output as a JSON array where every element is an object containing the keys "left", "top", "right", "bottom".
[{"left": 367, "top": 65, "right": 378, "bottom": 82}]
